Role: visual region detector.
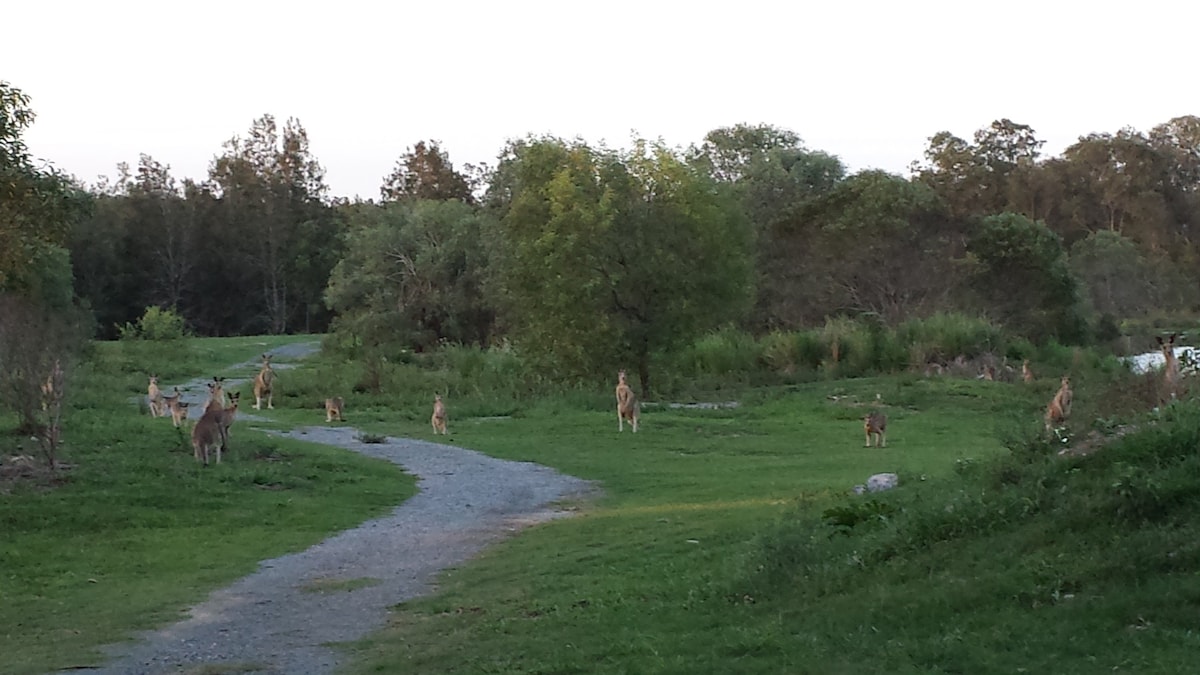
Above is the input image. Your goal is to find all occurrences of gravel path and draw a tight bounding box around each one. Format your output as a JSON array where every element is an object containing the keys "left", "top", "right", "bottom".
[{"left": 73, "top": 345, "right": 597, "bottom": 675}]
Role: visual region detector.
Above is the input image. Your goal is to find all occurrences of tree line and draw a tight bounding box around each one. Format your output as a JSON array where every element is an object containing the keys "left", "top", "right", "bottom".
[{"left": 4, "top": 78, "right": 1200, "bottom": 399}]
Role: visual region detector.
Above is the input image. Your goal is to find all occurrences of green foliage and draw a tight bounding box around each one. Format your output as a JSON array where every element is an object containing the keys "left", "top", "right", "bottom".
[
  {"left": 1069, "top": 230, "right": 1157, "bottom": 318},
  {"left": 380, "top": 140, "right": 475, "bottom": 203},
  {"left": 966, "top": 213, "right": 1090, "bottom": 343},
  {"left": 489, "top": 136, "right": 754, "bottom": 394},
  {"left": 672, "top": 326, "right": 762, "bottom": 378},
  {"left": 324, "top": 199, "right": 493, "bottom": 352},
  {"left": 118, "top": 305, "right": 190, "bottom": 341},
  {"left": 898, "top": 312, "right": 1006, "bottom": 364},
  {"left": 1, "top": 81, "right": 93, "bottom": 296},
  {"left": 821, "top": 499, "right": 898, "bottom": 536}
]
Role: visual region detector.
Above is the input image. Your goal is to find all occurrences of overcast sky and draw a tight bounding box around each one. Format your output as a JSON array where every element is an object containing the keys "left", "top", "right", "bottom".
[{"left": 5, "top": 1, "right": 1197, "bottom": 200}]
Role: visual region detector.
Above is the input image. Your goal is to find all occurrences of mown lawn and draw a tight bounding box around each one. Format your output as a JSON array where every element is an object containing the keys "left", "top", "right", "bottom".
[{"left": 0, "top": 336, "right": 416, "bottom": 675}]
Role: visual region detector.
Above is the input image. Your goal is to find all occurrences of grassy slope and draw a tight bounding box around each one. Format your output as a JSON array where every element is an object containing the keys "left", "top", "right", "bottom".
[
  {"left": 336, "top": 375, "right": 1058, "bottom": 674},
  {"left": 325, "top": 362, "right": 1200, "bottom": 674},
  {"left": 0, "top": 336, "right": 417, "bottom": 675}
]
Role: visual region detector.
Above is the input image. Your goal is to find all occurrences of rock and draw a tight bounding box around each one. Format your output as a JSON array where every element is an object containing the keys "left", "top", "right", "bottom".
[{"left": 865, "top": 472, "right": 898, "bottom": 493}]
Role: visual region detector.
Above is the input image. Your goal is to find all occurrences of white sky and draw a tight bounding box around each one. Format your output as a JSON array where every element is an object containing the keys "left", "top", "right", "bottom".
[{"left": 5, "top": 1, "right": 1197, "bottom": 200}]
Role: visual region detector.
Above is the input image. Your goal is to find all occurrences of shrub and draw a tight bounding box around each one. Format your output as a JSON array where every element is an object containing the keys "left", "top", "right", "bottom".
[{"left": 118, "top": 306, "right": 189, "bottom": 341}]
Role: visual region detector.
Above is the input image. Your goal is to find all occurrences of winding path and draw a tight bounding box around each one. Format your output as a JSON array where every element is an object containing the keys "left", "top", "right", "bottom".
[{"left": 71, "top": 344, "right": 596, "bottom": 675}]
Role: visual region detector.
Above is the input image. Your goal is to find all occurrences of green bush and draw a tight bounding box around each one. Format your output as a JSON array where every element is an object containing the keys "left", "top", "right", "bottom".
[
  {"left": 118, "top": 306, "right": 189, "bottom": 341},
  {"left": 897, "top": 313, "right": 1005, "bottom": 365}
]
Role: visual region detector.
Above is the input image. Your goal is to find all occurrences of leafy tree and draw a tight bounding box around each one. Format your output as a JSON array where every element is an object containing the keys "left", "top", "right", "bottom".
[
  {"left": 688, "top": 125, "right": 845, "bottom": 329},
  {"left": 965, "top": 213, "right": 1087, "bottom": 343},
  {"left": 1068, "top": 230, "right": 1158, "bottom": 318},
  {"left": 689, "top": 123, "right": 804, "bottom": 183},
  {"left": 799, "top": 171, "right": 961, "bottom": 323},
  {"left": 912, "top": 119, "right": 1047, "bottom": 220},
  {"left": 325, "top": 199, "right": 494, "bottom": 353},
  {"left": 0, "top": 82, "right": 90, "bottom": 437},
  {"left": 208, "top": 114, "right": 338, "bottom": 334},
  {"left": 0, "top": 81, "right": 90, "bottom": 301},
  {"left": 1055, "top": 130, "right": 1175, "bottom": 249},
  {"left": 489, "top": 136, "right": 753, "bottom": 394},
  {"left": 380, "top": 140, "right": 475, "bottom": 203}
]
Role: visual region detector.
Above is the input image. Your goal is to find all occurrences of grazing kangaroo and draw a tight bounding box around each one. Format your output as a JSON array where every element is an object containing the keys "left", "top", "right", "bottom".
[
  {"left": 163, "top": 387, "right": 190, "bottom": 428},
  {"left": 615, "top": 370, "right": 639, "bottom": 433},
  {"left": 147, "top": 375, "right": 165, "bottom": 417},
  {"left": 864, "top": 411, "right": 887, "bottom": 447},
  {"left": 1022, "top": 359, "right": 1035, "bottom": 384},
  {"left": 325, "top": 396, "right": 345, "bottom": 422},
  {"left": 253, "top": 353, "right": 275, "bottom": 410},
  {"left": 431, "top": 394, "right": 448, "bottom": 435},
  {"left": 1158, "top": 334, "right": 1180, "bottom": 400},
  {"left": 1044, "top": 375, "right": 1073, "bottom": 432}
]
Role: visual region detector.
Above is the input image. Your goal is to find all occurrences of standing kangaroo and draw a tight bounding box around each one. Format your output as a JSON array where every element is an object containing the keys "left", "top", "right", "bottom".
[
  {"left": 1022, "top": 359, "right": 1035, "bottom": 384},
  {"left": 1158, "top": 334, "right": 1181, "bottom": 401},
  {"left": 864, "top": 411, "right": 887, "bottom": 447},
  {"left": 147, "top": 375, "right": 165, "bottom": 417},
  {"left": 615, "top": 370, "right": 640, "bottom": 433},
  {"left": 1044, "top": 375, "right": 1073, "bottom": 433},
  {"left": 431, "top": 394, "right": 448, "bottom": 435},
  {"left": 192, "top": 392, "right": 239, "bottom": 465},
  {"left": 253, "top": 353, "right": 275, "bottom": 410}
]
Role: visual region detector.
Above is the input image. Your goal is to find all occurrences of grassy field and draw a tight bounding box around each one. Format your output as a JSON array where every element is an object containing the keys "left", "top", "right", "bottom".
[
  {"left": 0, "top": 335, "right": 416, "bottom": 675},
  {"left": 268, "top": 349, "right": 1199, "bottom": 674},
  {"left": 5, "top": 333, "right": 1198, "bottom": 674}
]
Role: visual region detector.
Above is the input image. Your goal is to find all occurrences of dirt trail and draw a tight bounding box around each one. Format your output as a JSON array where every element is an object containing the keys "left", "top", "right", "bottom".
[{"left": 71, "top": 345, "right": 596, "bottom": 675}]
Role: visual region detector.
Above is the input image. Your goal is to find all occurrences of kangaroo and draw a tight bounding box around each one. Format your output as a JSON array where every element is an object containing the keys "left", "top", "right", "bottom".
[
  {"left": 192, "top": 393, "right": 238, "bottom": 465},
  {"left": 431, "top": 394, "right": 448, "bottom": 435},
  {"left": 253, "top": 353, "right": 275, "bottom": 410},
  {"left": 1158, "top": 334, "right": 1181, "bottom": 400},
  {"left": 1022, "top": 359, "right": 1035, "bottom": 384},
  {"left": 1044, "top": 375, "right": 1073, "bottom": 432},
  {"left": 205, "top": 376, "right": 227, "bottom": 412},
  {"left": 219, "top": 391, "right": 240, "bottom": 449},
  {"left": 147, "top": 375, "right": 165, "bottom": 417},
  {"left": 325, "top": 396, "right": 345, "bottom": 422},
  {"left": 864, "top": 411, "right": 887, "bottom": 447},
  {"left": 615, "top": 370, "right": 640, "bottom": 433},
  {"left": 163, "top": 387, "right": 190, "bottom": 428}
]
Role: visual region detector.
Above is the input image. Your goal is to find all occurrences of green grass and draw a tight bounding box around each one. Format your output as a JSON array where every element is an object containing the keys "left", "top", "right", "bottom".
[
  {"left": 0, "top": 336, "right": 415, "bottom": 675},
  {"left": 6, "top": 333, "right": 1194, "bottom": 673},
  {"left": 325, "top": 375, "right": 1043, "bottom": 673},
  {"left": 301, "top": 355, "right": 1196, "bottom": 673}
]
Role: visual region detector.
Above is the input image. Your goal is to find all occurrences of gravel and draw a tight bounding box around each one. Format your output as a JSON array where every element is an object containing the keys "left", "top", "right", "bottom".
[{"left": 70, "top": 345, "right": 598, "bottom": 675}]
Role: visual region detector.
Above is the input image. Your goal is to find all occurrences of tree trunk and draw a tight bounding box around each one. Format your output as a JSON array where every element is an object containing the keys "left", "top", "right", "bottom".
[{"left": 638, "top": 350, "right": 652, "bottom": 400}]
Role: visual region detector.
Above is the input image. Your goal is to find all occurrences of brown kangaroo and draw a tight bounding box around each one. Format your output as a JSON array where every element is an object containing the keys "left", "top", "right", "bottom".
[
  {"left": 192, "top": 392, "right": 239, "bottom": 465},
  {"left": 1044, "top": 375, "right": 1073, "bottom": 432},
  {"left": 615, "top": 370, "right": 640, "bottom": 433},
  {"left": 864, "top": 411, "right": 887, "bottom": 447},
  {"left": 1158, "top": 334, "right": 1181, "bottom": 401},
  {"left": 253, "top": 353, "right": 275, "bottom": 410},
  {"left": 431, "top": 394, "right": 448, "bottom": 435},
  {"left": 325, "top": 396, "right": 345, "bottom": 422},
  {"left": 163, "top": 387, "right": 191, "bottom": 428},
  {"left": 147, "top": 375, "right": 165, "bottom": 417}
]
